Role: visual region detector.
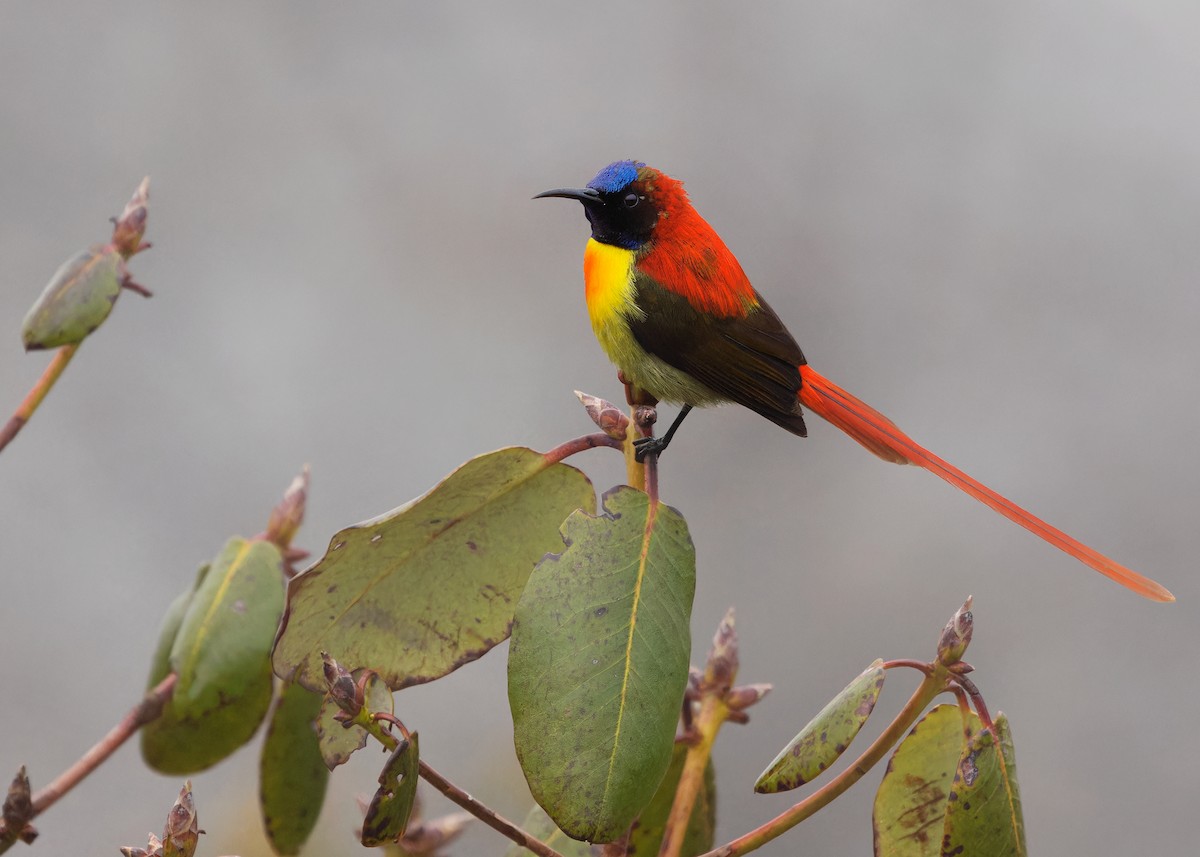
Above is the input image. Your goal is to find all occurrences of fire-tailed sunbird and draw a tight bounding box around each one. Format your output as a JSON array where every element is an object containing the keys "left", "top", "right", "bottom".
[{"left": 536, "top": 159, "right": 1173, "bottom": 602}]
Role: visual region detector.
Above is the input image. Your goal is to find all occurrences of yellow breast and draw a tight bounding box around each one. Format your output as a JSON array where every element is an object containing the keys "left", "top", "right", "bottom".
[
  {"left": 580, "top": 238, "right": 722, "bottom": 405},
  {"left": 583, "top": 237, "right": 642, "bottom": 339}
]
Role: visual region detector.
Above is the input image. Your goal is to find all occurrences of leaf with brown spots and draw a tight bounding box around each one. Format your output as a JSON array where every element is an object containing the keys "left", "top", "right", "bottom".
[
  {"left": 873, "top": 704, "right": 978, "bottom": 857},
  {"left": 940, "top": 713, "right": 1025, "bottom": 857},
  {"left": 272, "top": 447, "right": 595, "bottom": 691},
  {"left": 755, "top": 659, "right": 885, "bottom": 793},
  {"left": 361, "top": 733, "right": 419, "bottom": 847},
  {"left": 508, "top": 487, "right": 695, "bottom": 844}
]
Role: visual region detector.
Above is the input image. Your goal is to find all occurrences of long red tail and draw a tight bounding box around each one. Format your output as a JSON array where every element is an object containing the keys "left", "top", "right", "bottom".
[{"left": 798, "top": 365, "right": 1174, "bottom": 602}]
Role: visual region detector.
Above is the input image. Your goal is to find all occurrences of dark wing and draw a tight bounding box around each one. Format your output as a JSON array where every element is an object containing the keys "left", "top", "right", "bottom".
[{"left": 628, "top": 271, "right": 809, "bottom": 436}]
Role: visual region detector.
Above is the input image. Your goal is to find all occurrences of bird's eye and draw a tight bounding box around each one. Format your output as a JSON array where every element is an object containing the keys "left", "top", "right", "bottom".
[{"left": 623, "top": 193, "right": 640, "bottom": 208}]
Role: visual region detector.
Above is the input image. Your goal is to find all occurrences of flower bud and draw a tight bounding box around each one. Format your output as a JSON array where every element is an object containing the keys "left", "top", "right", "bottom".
[
  {"left": 265, "top": 466, "right": 310, "bottom": 551},
  {"left": 703, "top": 607, "right": 738, "bottom": 692},
  {"left": 937, "top": 596, "right": 974, "bottom": 666},
  {"left": 726, "top": 682, "right": 773, "bottom": 711},
  {"left": 3, "top": 766, "right": 36, "bottom": 845},
  {"left": 112, "top": 177, "right": 151, "bottom": 259},
  {"left": 161, "top": 782, "right": 200, "bottom": 857},
  {"left": 322, "top": 653, "right": 361, "bottom": 716},
  {"left": 575, "top": 391, "right": 630, "bottom": 439}
]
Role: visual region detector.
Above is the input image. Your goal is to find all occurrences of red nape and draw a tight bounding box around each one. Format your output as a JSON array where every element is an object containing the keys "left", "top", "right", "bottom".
[
  {"left": 636, "top": 170, "right": 757, "bottom": 318},
  {"left": 797, "top": 365, "right": 1174, "bottom": 602}
]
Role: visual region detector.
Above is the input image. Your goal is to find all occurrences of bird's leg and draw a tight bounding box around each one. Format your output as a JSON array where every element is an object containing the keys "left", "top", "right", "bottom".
[{"left": 633, "top": 405, "right": 692, "bottom": 462}]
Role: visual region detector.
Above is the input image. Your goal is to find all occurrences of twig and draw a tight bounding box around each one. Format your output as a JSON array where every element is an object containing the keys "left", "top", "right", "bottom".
[
  {"left": 644, "top": 453, "right": 660, "bottom": 505},
  {"left": 359, "top": 714, "right": 565, "bottom": 857},
  {"left": 544, "top": 432, "right": 623, "bottom": 464},
  {"left": 29, "top": 672, "right": 177, "bottom": 817},
  {"left": 625, "top": 404, "right": 659, "bottom": 494},
  {"left": 696, "top": 671, "right": 946, "bottom": 857},
  {"left": 659, "top": 694, "right": 725, "bottom": 857},
  {"left": 371, "top": 711, "right": 411, "bottom": 738},
  {"left": 948, "top": 672, "right": 993, "bottom": 730},
  {"left": 417, "top": 761, "right": 565, "bottom": 857},
  {"left": 881, "top": 658, "right": 934, "bottom": 676},
  {"left": 0, "top": 345, "right": 80, "bottom": 455}
]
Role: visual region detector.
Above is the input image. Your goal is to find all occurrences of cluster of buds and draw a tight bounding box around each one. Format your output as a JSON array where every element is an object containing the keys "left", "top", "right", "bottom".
[
  {"left": 686, "top": 608, "right": 772, "bottom": 729},
  {"left": 119, "top": 782, "right": 201, "bottom": 857},
  {"left": 1, "top": 767, "right": 37, "bottom": 848},
  {"left": 22, "top": 178, "right": 153, "bottom": 351}
]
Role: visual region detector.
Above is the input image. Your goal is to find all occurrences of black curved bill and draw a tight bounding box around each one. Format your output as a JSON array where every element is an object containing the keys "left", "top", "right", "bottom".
[{"left": 533, "top": 187, "right": 603, "bottom": 204}]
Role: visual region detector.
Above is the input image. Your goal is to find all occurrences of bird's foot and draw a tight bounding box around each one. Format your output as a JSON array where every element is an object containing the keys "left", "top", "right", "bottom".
[{"left": 633, "top": 435, "right": 670, "bottom": 463}]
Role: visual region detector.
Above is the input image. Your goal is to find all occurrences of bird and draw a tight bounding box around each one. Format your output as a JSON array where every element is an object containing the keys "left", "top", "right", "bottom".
[{"left": 535, "top": 159, "right": 1174, "bottom": 602}]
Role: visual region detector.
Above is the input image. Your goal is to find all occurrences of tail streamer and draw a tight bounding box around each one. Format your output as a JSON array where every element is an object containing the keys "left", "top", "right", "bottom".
[{"left": 798, "top": 365, "right": 1174, "bottom": 602}]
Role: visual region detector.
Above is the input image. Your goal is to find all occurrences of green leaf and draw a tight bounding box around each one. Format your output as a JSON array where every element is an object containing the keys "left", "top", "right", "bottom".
[
  {"left": 873, "top": 704, "right": 978, "bottom": 857},
  {"left": 503, "top": 806, "right": 598, "bottom": 857},
  {"left": 509, "top": 487, "right": 696, "bottom": 843},
  {"left": 260, "top": 681, "right": 329, "bottom": 856},
  {"left": 142, "top": 538, "right": 285, "bottom": 774},
  {"left": 756, "top": 659, "right": 885, "bottom": 793},
  {"left": 22, "top": 247, "right": 123, "bottom": 350},
  {"left": 361, "top": 733, "right": 420, "bottom": 847},
  {"left": 315, "top": 670, "right": 394, "bottom": 770},
  {"left": 273, "top": 447, "right": 595, "bottom": 691},
  {"left": 143, "top": 566, "right": 208, "bottom": 693},
  {"left": 627, "top": 743, "right": 716, "bottom": 856},
  {"left": 941, "top": 713, "right": 1025, "bottom": 857}
]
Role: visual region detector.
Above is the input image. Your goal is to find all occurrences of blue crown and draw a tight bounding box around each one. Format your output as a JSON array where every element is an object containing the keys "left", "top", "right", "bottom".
[{"left": 587, "top": 160, "right": 645, "bottom": 193}]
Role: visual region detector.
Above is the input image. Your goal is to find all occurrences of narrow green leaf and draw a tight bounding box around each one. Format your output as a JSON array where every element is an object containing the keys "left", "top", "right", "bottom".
[
  {"left": 315, "top": 671, "right": 394, "bottom": 770},
  {"left": 627, "top": 743, "right": 716, "bottom": 856},
  {"left": 260, "top": 681, "right": 329, "bottom": 855},
  {"left": 22, "top": 247, "right": 123, "bottom": 350},
  {"left": 873, "top": 704, "right": 978, "bottom": 857},
  {"left": 994, "top": 716, "right": 1024, "bottom": 844},
  {"left": 361, "top": 733, "right": 420, "bottom": 847},
  {"left": 503, "top": 805, "right": 598, "bottom": 857},
  {"left": 509, "top": 487, "right": 696, "bottom": 843},
  {"left": 756, "top": 659, "right": 885, "bottom": 793},
  {"left": 142, "top": 566, "right": 208, "bottom": 694},
  {"left": 941, "top": 713, "right": 1025, "bottom": 857},
  {"left": 273, "top": 447, "right": 595, "bottom": 691},
  {"left": 171, "top": 537, "right": 286, "bottom": 711},
  {"left": 142, "top": 538, "right": 285, "bottom": 774}
]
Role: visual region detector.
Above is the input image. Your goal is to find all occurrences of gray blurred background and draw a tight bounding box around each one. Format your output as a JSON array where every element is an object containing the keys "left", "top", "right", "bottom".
[{"left": 1, "top": 2, "right": 1197, "bottom": 855}]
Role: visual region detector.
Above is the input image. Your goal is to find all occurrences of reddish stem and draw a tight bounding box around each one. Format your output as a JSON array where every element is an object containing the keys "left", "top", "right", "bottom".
[
  {"left": 882, "top": 658, "right": 934, "bottom": 676},
  {"left": 29, "top": 673, "right": 177, "bottom": 818},
  {"left": 0, "top": 345, "right": 80, "bottom": 455},
  {"left": 544, "top": 432, "right": 623, "bottom": 464},
  {"left": 371, "top": 711, "right": 411, "bottom": 738},
  {"left": 645, "top": 453, "right": 660, "bottom": 505},
  {"left": 950, "top": 672, "right": 994, "bottom": 730},
  {"left": 416, "top": 761, "right": 565, "bottom": 857}
]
